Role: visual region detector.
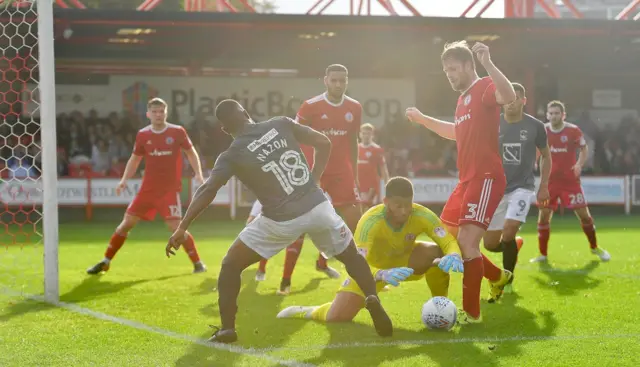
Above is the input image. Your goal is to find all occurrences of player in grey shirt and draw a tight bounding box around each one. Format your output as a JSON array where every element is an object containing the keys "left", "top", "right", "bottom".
[
  {"left": 165, "top": 99, "right": 392, "bottom": 344},
  {"left": 484, "top": 83, "right": 552, "bottom": 294}
]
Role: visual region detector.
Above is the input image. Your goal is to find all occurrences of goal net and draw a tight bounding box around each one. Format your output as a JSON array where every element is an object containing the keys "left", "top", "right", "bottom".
[{"left": 0, "top": 0, "right": 58, "bottom": 301}]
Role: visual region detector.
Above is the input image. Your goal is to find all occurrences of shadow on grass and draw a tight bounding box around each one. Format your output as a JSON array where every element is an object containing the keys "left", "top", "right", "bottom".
[
  {"left": 0, "top": 273, "right": 188, "bottom": 322},
  {"left": 532, "top": 260, "right": 601, "bottom": 296},
  {"left": 175, "top": 269, "right": 324, "bottom": 367}
]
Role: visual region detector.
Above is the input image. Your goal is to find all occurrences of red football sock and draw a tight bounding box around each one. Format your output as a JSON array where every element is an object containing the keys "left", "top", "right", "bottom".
[
  {"left": 462, "top": 257, "right": 483, "bottom": 319},
  {"left": 482, "top": 254, "right": 502, "bottom": 282},
  {"left": 104, "top": 232, "right": 127, "bottom": 260},
  {"left": 581, "top": 217, "right": 597, "bottom": 250},
  {"left": 282, "top": 238, "right": 304, "bottom": 281},
  {"left": 258, "top": 259, "right": 267, "bottom": 273},
  {"left": 182, "top": 233, "right": 201, "bottom": 264},
  {"left": 538, "top": 222, "right": 550, "bottom": 256},
  {"left": 316, "top": 253, "right": 328, "bottom": 269}
]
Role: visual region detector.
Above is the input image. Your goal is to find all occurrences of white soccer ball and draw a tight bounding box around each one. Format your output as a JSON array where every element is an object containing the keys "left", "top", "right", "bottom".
[{"left": 421, "top": 296, "right": 457, "bottom": 331}]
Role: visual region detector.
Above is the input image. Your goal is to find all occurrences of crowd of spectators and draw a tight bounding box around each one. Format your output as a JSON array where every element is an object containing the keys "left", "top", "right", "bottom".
[{"left": 0, "top": 109, "right": 638, "bottom": 180}]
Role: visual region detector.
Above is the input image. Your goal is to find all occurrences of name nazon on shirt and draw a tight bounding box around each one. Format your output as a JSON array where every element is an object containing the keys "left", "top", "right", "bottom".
[{"left": 247, "top": 128, "right": 289, "bottom": 162}]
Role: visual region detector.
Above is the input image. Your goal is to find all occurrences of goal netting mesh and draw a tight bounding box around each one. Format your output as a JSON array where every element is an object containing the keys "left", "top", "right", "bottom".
[{"left": 0, "top": 0, "right": 46, "bottom": 298}]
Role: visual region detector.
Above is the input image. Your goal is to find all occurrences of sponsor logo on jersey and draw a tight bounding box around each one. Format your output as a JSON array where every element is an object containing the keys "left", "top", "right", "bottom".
[
  {"left": 503, "top": 143, "right": 522, "bottom": 165},
  {"left": 321, "top": 128, "right": 348, "bottom": 136},
  {"left": 549, "top": 145, "right": 568, "bottom": 153},
  {"left": 247, "top": 128, "right": 279, "bottom": 152},
  {"left": 454, "top": 113, "right": 472, "bottom": 125},
  {"left": 149, "top": 149, "right": 172, "bottom": 156}
]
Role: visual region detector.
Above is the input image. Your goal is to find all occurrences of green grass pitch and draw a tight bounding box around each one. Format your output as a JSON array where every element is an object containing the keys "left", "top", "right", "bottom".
[{"left": 1, "top": 215, "right": 639, "bottom": 366}]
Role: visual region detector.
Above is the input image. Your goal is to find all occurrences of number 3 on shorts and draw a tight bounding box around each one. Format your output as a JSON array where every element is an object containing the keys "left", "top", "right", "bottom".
[{"left": 464, "top": 203, "right": 478, "bottom": 220}]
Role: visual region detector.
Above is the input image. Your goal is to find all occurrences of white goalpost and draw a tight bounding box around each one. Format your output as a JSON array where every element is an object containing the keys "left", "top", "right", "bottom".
[
  {"left": 38, "top": 0, "right": 59, "bottom": 302},
  {"left": 0, "top": 0, "right": 58, "bottom": 302}
]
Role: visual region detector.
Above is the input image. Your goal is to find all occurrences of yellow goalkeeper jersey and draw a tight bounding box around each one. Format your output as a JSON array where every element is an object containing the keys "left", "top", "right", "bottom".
[{"left": 353, "top": 203, "right": 461, "bottom": 273}]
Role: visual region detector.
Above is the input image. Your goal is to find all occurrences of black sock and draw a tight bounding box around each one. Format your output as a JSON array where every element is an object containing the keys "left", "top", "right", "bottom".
[
  {"left": 502, "top": 239, "right": 518, "bottom": 274},
  {"left": 217, "top": 263, "right": 241, "bottom": 330},
  {"left": 486, "top": 242, "right": 504, "bottom": 253}
]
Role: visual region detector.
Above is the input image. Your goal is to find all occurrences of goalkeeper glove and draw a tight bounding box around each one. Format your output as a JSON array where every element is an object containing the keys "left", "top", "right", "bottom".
[
  {"left": 375, "top": 267, "right": 414, "bottom": 287},
  {"left": 438, "top": 253, "right": 464, "bottom": 273}
]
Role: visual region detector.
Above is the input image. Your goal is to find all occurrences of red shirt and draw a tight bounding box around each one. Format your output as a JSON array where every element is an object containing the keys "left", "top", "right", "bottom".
[
  {"left": 454, "top": 76, "right": 504, "bottom": 183},
  {"left": 546, "top": 122, "right": 586, "bottom": 185},
  {"left": 358, "top": 143, "right": 386, "bottom": 191},
  {"left": 133, "top": 123, "right": 192, "bottom": 193},
  {"left": 296, "top": 93, "right": 362, "bottom": 176}
]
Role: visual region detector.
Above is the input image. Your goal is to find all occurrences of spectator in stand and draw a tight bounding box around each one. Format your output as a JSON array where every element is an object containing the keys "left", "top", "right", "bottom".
[
  {"left": 91, "top": 138, "right": 112, "bottom": 176},
  {"left": 7, "top": 146, "right": 37, "bottom": 179},
  {"left": 64, "top": 121, "right": 91, "bottom": 164}
]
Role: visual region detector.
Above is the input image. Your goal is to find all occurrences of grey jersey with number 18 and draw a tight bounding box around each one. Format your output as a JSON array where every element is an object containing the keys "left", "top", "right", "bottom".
[
  {"left": 499, "top": 113, "right": 548, "bottom": 194},
  {"left": 210, "top": 117, "right": 327, "bottom": 222}
]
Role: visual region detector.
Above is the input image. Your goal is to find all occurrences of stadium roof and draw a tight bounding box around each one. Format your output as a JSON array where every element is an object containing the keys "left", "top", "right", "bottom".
[{"left": 49, "top": 9, "right": 640, "bottom": 76}]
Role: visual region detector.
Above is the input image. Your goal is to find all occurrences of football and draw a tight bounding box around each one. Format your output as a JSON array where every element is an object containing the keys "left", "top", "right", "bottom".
[{"left": 421, "top": 296, "right": 457, "bottom": 331}]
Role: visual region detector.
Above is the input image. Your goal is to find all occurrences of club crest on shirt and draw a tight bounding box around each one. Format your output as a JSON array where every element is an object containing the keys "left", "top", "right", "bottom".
[
  {"left": 365, "top": 151, "right": 372, "bottom": 158},
  {"left": 433, "top": 226, "right": 447, "bottom": 238},
  {"left": 520, "top": 130, "right": 528, "bottom": 141},
  {"left": 463, "top": 94, "right": 472, "bottom": 106},
  {"left": 561, "top": 135, "right": 568, "bottom": 143},
  {"left": 345, "top": 112, "right": 354, "bottom": 122},
  {"left": 405, "top": 233, "right": 416, "bottom": 242},
  {"left": 166, "top": 137, "right": 174, "bottom": 144}
]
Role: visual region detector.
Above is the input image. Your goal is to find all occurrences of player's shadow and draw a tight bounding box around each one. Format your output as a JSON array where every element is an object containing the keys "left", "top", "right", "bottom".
[
  {"left": 175, "top": 269, "right": 324, "bottom": 367},
  {"left": 296, "top": 294, "right": 558, "bottom": 367},
  {"left": 532, "top": 260, "right": 601, "bottom": 296},
  {"left": 60, "top": 273, "right": 188, "bottom": 303},
  {"left": 0, "top": 274, "right": 186, "bottom": 323}
]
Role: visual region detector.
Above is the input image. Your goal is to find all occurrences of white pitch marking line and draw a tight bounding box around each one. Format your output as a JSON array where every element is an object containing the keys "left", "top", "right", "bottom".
[
  {"left": 254, "top": 333, "right": 640, "bottom": 353},
  {"left": 7, "top": 292, "right": 315, "bottom": 367}
]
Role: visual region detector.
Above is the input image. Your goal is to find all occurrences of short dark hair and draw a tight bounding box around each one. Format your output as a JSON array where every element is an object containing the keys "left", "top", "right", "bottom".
[
  {"left": 147, "top": 97, "right": 167, "bottom": 109},
  {"left": 385, "top": 177, "right": 413, "bottom": 199},
  {"left": 215, "top": 99, "right": 242, "bottom": 121},
  {"left": 441, "top": 41, "right": 475, "bottom": 69},
  {"left": 512, "top": 83, "right": 525, "bottom": 97},
  {"left": 547, "top": 100, "right": 565, "bottom": 114},
  {"left": 325, "top": 64, "right": 348, "bottom": 76}
]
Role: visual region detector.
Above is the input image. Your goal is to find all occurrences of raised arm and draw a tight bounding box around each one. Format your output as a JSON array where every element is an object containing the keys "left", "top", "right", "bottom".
[
  {"left": 405, "top": 107, "right": 456, "bottom": 141},
  {"left": 472, "top": 42, "right": 516, "bottom": 105},
  {"left": 290, "top": 120, "right": 332, "bottom": 183}
]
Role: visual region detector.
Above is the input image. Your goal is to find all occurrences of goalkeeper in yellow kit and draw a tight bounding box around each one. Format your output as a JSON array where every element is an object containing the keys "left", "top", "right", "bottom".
[{"left": 277, "top": 177, "right": 464, "bottom": 324}]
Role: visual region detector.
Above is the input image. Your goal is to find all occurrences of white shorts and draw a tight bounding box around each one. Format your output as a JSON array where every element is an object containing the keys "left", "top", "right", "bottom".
[
  {"left": 238, "top": 201, "right": 352, "bottom": 259},
  {"left": 487, "top": 188, "right": 535, "bottom": 231},
  {"left": 249, "top": 200, "right": 262, "bottom": 218}
]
